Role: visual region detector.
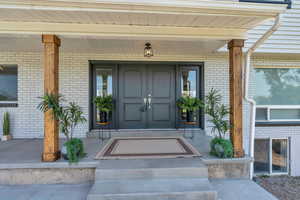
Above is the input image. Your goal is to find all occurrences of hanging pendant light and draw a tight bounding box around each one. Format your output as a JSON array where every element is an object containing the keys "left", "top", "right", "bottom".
[{"left": 144, "top": 43, "right": 153, "bottom": 57}]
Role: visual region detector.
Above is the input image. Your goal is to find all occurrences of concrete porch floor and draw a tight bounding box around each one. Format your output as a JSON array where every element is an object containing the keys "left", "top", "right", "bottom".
[{"left": 0, "top": 130, "right": 213, "bottom": 166}]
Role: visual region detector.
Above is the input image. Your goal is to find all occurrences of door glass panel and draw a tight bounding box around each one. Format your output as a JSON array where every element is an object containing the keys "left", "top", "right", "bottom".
[
  {"left": 96, "top": 69, "right": 112, "bottom": 97},
  {"left": 95, "top": 69, "right": 113, "bottom": 123},
  {"left": 272, "top": 139, "right": 288, "bottom": 173},
  {"left": 181, "top": 70, "right": 197, "bottom": 97},
  {"left": 180, "top": 70, "right": 197, "bottom": 122},
  {"left": 254, "top": 139, "right": 270, "bottom": 173}
]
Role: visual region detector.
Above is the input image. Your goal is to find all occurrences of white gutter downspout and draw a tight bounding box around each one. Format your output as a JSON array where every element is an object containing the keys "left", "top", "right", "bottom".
[{"left": 244, "top": 15, "right": 281, "bottom": 179}]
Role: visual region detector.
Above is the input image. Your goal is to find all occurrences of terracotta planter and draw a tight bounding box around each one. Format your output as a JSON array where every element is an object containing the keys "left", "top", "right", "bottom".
[{"left": 1, "top": 135, "right": 12, "bottom": 141}]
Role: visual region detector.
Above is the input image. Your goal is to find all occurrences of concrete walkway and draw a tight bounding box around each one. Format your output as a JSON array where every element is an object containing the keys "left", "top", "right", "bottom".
[
  {"left": 0, "top": 183, "right": 92, "bottom": 200},
  {"left": 0, "top": 180, "right": 278, "bottom": 200},
  {"left": 211, "top": 179, "right": 278, "bottom": 200}
]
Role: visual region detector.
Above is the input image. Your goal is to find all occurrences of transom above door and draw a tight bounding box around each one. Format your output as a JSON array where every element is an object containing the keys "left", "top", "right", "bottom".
[
  {"left": 118, "top": 64, "right": 175, "bottom": 129},
  {"left": 90, "top": 61, "right": 204, "bottom": 130}
]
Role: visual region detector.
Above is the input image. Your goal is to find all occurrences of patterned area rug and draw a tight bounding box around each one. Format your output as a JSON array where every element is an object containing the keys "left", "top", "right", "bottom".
[{"left": 95, "top": 137, "right": 201, "bottom": 159}]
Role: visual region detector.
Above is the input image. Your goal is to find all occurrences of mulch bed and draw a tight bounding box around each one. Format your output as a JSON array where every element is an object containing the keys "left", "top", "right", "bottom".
[{"left": 254, "top": 175, "right": 300, "bottom": 200}]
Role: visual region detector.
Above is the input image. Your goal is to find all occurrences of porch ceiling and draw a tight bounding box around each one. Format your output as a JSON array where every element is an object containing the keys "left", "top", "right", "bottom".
[
  {"left": 0, "top": 0, "right": 286, "bottom": 41},
  {"left": 0, "top": 35, "right": 226, "bottom": 55}
]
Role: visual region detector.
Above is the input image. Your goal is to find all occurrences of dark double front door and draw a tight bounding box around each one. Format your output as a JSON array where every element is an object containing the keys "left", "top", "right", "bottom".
[{"left": 118, "top": 64, "right": 176, "bottom": 129}]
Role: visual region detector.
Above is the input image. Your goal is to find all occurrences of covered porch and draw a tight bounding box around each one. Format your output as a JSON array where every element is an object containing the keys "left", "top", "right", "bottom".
[
  {"left": 0, "top": 0, "right": 286, "bottom": 162},
  {"left": 0, "top": 130, "right": 252, "bottom": 185}
]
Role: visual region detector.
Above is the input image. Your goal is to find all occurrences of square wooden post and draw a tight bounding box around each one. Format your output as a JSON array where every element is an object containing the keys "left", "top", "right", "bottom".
[
  {"left": 42, "top": 35, "right": 61, "bottom": 162},
  {"left": 228, "top": 39, "right": 245, "bottom": 158}
]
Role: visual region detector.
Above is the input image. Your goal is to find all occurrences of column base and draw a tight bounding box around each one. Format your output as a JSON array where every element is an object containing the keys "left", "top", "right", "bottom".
[
  {"left": 234, "top": 149, "right": 245, "bottom": 158},
  {"left": 42, "top": 151, "right": 61, "bottom": 162}
]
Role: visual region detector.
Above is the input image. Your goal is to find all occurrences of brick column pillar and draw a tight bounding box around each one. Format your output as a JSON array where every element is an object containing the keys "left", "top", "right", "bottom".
[
  {"left": 42, "top": 35, "right": 61, "bottom": 162},
  {"left": 228, "top": 39, "right": 245, "bottom": 158}
]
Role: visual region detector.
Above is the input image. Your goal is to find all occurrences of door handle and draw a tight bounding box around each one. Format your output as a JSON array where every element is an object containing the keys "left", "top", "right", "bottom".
[
  {"left": 140, "top": 98, "right": 147, "bottom": 112},
  {"left": 147, "top": 94, "right": 152, "bottom": 110}
]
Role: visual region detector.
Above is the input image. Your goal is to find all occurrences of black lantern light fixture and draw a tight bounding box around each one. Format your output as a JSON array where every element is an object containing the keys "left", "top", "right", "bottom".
[{"left": 144, "top": 42, "right": 153, "bottom": 57}]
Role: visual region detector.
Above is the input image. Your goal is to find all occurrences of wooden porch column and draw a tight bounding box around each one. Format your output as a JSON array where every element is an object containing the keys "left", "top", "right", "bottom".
[
  {"left": 228, "top": 39, "right": 245, "bottom": 158},
  {"left": 42, "top": 35, "right": 61, "bottom": 162}
]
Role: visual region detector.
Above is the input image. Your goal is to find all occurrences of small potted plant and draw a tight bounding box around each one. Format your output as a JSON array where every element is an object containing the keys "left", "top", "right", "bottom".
[
  {"left": 176, "top": 96, "right": 203, "bottom": 122},
  {"left": 1, "top": 112, "right": 12, "bottom": 141},
  {"left": 94, "top": 95, "right": 113, "bottom": 123},
  {"left": 205, "top": 88, "right": 233, "bottom": 158},
  {"left": 38, "top": 94, "right": 86, "bottom": 163}
]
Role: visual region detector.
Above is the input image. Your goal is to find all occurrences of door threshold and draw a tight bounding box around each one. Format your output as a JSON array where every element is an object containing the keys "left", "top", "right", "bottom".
[{"left": 90, "top": 128, "right": 203, "bottom": 132}]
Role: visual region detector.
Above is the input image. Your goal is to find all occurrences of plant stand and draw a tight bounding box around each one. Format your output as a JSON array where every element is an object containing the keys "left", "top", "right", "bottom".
[
  {"left": 182, "top": 121, "right": 196, "bottom": 140},
  {"left": 96, "top": 122, "right": 112, "bottom": 143}
]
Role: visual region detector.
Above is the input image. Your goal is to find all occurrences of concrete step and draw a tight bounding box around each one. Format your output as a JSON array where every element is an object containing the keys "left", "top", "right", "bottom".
[
  {"left": 95, "top": 158, "right": 208, "bottom": 180},
  {"left": 87, "top": 178, "right": 217, "bottom": 200}
]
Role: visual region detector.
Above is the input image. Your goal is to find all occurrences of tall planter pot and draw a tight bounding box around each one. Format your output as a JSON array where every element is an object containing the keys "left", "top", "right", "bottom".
[
  {"left": 186, "top": 111, "right": 195, "bottom": 122},
  {"left": 99, "top": 111, "right": 108, "bottom": 123}
]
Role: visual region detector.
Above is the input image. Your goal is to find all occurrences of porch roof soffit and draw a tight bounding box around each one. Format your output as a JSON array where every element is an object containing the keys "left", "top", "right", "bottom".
[{"left": 0, "top": 0, "right": 287, "bottom": 41}]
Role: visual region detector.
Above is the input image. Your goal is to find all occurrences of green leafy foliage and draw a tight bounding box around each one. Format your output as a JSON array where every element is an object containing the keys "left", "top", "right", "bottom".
[
  {"left": 176, "top": 96, "right": 203, "bottom": 112},
  {"left": 205, "top": 88, "right": 230, "bottom": 139},
  {"left": 94, "top": 95, "right": 113, "bottom": 113},
  {"left": 2, "top": 112, "right": 10, "bottom": 136},
  {"left": 210, "top": 137, "right": 233, "bottom": 158},
  {"left": 65, "top": 138, "right": 86, "bottom": 163},
  {"left": 37, "top": 93, "right": 87, "bottom": 163},
  {"left": 37, "top": 93, "right": 64, "bottom": 120}
]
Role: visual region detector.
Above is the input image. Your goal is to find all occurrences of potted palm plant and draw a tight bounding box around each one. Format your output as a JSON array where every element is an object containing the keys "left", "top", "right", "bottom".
[
  {"left": 94, "top": 95, "right": 113, "bottom": 123},
  {"left": 38, "top": 93, "right": 87, "bottom": 163},
  {"left": 205, "top": 88, "right": 233, "bottom": 158},
  {"left": 1, "top": 112, "right": 12, "bottom": 141},
  {"left": 176, "top": 96, "right": 203, "bottom": 122}
]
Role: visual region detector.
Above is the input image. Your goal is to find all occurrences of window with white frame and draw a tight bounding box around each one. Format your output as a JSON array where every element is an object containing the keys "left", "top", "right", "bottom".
[
  {"left": 254, "top": 138, "right": 289, "bottom": 174},
  {"left": 0, "top": 65, "right": 18, "bottom": 103},
  {"left": 254, "top": 68, "right": 300, "bottom": 122}
]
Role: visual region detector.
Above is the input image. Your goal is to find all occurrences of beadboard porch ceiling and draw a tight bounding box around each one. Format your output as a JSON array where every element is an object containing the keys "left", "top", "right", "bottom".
[
  {"left": 0, "top": 0, "right": 286, "bottom": 54},
  {"left": 0, "top": 35, "right": 227, "bottom": 55}
]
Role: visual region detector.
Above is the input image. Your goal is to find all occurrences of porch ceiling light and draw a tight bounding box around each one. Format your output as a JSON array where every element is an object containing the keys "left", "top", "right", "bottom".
[{"left": 144, "top": 43, "right": 153, "bottom": 57}]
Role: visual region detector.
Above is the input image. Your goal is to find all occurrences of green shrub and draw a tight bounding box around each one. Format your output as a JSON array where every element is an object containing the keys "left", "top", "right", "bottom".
[
  {"left": 65, "top": 138, "right": 86, "bottom": 163},
  {"left": 210, "top": 137, "right": 233, "bottom": 158},
  {"left": 2, "top": 112, "right": 9, "bottom": 136},
  {"left": 37, "top": 93, "right": 87, "bottom": 163}
]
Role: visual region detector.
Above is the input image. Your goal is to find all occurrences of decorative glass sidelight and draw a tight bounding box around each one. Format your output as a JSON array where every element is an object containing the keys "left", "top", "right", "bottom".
[
  {"left": 96, "top": 69, "right": 112, "bottom": 97},
  {"left": 181, "top": 70, "right": 197, "bottom": 98},
  {"left": 180, "top": 69, "right": 198, "bottom": 122},
  {"left": 95, "top": 69, "right": 113, "bottom": 123}
]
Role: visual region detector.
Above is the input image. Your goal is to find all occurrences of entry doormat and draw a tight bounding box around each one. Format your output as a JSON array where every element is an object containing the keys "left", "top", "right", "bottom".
[{"left": 95, "top": 137, "right": 201, "bottom": 159}]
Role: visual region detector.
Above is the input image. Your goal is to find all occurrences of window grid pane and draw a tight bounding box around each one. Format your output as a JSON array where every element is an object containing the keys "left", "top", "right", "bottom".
[
  {"left": 254, "top": 68, "right": 300, "bottom": 105},
  {"left": 256, "top": 108, "right": 268, "bottom": 120},
  {"left": 272, "top": 139, "right": 288, "bottom": 173},
  {"left": 254, "top": 139, "right": 270, "bottom": 173},
  {"left": 0, "top": 65, "right": 17, "bottom": 101},
  {"left": 270, "top": 109, "right": 300, "bottom": 120}
]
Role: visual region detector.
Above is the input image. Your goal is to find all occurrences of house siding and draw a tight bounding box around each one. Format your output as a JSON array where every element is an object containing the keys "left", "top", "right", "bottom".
[
  {"left": 245, "top": 0, "right": 300, "bottom": 53},
  {"left": 251, "top": 55, "right": 300, "bottom": 176}
]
